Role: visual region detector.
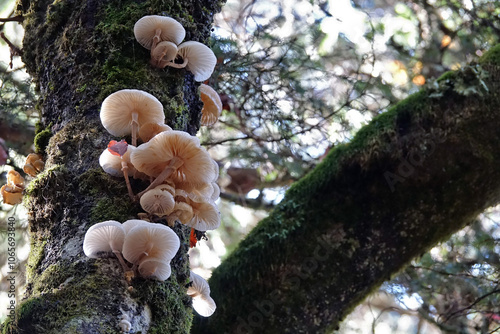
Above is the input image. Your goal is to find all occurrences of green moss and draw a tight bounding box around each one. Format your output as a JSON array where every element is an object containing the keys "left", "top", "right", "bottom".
[
  {"left": 90, "top": 197, "right": 136, "bottom": 223},
  {"left": 24, "top": 165, "right": 65, "bottom": 197},
  {"left": 25, "top": 238, "right": 47, "bottom": 282},
  {"left": 478, "top": 44, "right": 500, "bottom": 66},
  {"left": 33, "top": 125, "right": 52, "bottom": 154},
  {"left": 16, "top": 261, "right": 117, "bottom": 333}
]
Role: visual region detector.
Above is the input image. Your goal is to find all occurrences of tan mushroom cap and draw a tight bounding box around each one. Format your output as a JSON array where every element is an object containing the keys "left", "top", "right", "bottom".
[
  {"left": 138, "top": 122, "right": 172, "bottom": 143},
  {"left": 83, "top": 220, "right": 125, "bottom": 258},
  {"left": 167, "top": 201, "right": 194, "bottom": 225},
  {"left": 134, "top": 15, "right": 186, "bottom": 49},
  {"left": 24, "top": 153, "right": 44, "bottom": 177},
  {"left": 140, "top": 188, "right": 175, "bottom": 216},
  {"left": 199, "top": 84, "right": 222, "bottom": 126},
  {"left": 7, "top": 170, "right": 24, "bottom": 189},
  {"left": 185, "top": 200, "right": 220, "bottom": 231},
  {"left": 188, "top": 271, "right": 216, "bottom": 317},
  {"left": 151, "top": 41, "right": 178, "bottom": 68},
  {"left": 1, "top": 185, "right": 23, "bottom": 205},
  {"left": 100, "top": 89, "right": 164, "bottom": 139},
  {"left": 177, "top": 41, "right": 217, "bottom": 82},
  {"left": 131, "top": 130, "right": 216, "bottom": 185},
  {"left": 138, "top": 257, "right": 172, "bottom": 281},
  {"left": 99, "top": 145, "right": 137, "bottom": 177},
  {"left": 122, "top": 222, "right": 180, "bottom": 264}
]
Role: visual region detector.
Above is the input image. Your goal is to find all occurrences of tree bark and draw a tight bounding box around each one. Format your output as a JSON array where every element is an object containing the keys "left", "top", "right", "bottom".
[
  {"left": 3, "top": 0, "right": 223, "bottom": 333},
  {"left": 192, "top": 48, "right": 500, "bottom": 333}
]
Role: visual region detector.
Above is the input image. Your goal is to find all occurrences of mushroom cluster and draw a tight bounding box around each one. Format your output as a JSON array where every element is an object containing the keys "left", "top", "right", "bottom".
[
  {"left": 23, "top": 153, "right": 45, "bottom": 177},
  {"left": 134, "top": 15, "right": 217, "bottom": 82},
  {"left": 99, "top": 89, "right": 221, "bottom": 232},
  {"left": 83, "top": 219, "right": 180, "bottom": 281},
  {"left": 1, "top": 170, "right": 25, "bottom": 205},
  {"left": 86, "top": 14, "right": 222, "bottom": 319}
]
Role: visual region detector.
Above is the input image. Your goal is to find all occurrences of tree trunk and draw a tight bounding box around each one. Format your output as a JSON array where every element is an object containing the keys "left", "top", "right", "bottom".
[
  {"left": 192, "top": 48, "right": 500, "bottom": 333},
  {"left": 4, "top": 0, "right": 222, "bottom": 333}
]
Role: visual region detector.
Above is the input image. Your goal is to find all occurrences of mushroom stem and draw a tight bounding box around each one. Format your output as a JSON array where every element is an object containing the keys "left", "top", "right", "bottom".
[
  {"left": 165, "top": 57, "right": 188, "bottom": 69},
  {"left": 113, "top": 250, "right": 131, "bottom": 273},
  {"left": 121, "top": 160, "right": 135, "bottom": 201},
  {"left": 152, "top": 28, "right": 162, "bottom": 52},
  {"left": 131, "top": 112, "right": 139, "bottom": 146},
  {"left": 137, "top": 157, "right": 184, "bottom": 198}
]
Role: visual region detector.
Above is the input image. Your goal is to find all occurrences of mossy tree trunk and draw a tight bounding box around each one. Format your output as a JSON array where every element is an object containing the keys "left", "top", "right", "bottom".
[
  {"left": 192, "top": 48, "right": 500, "bottom": 333},
  {"left": 4, "top": 0, "right": 223, "bottom": 333}
]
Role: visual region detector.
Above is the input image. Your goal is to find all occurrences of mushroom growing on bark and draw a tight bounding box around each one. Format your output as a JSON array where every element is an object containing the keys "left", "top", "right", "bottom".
[
  {"left": 83, "top": 220, "right": 129, "bottom": 271},
  {"left": 150, "top": 41, "right": 178, "bottom": 68},
  {"left": 187, "top": 271, "right": 216, "bottom": 317},
  {"left": 100, "top": 89, "right": 165, "bottom": 146},
  {"left": 134, "top": 15, "right": 185, "bottom": 65},
  {"left": 101, "top": 140, "right": 137, "bottom": 200},
  {"left": 199, "top": 84, "right": 223, "bottom": 126},
  {"left": 122, "top": 222, "right": 180, "bottom": 265},
  {"left": 131, "top": 130, "right": 216, "bottom": 197},
  {"left": 140, "top": 186, "right": 175, "bottom": 217},
  {"left": 138, "top": 257, "right": 172, "bottom": 281},
  {"left": 165, "top": 41, "right": 217, "bottom": 82},
  {"left": 23, "top": 153, "right": 45, "bottom": 177}
]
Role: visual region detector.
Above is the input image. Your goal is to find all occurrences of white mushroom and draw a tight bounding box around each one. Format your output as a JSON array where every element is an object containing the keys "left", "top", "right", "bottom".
[
  {"left": 187, "top": 271, "right": 216, "bottom": 317},
  {"left": 100, "top": 89, "right": 164, "bottom": 146},
  {"left": 134, "top": 15, "right": 186, "bottom": 50},
  {"left": 166, "top": 41, "right": 217, "bottom": 82},
  {"left": 122, "top": 222, "right": 180, "bottom": 264}
]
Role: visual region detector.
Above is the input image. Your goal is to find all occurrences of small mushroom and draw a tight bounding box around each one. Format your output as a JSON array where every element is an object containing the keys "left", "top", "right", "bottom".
[
  {"left": 23, "top": 153, "right": 45, "bottom": 177},
  {"left": 185, "top": 200, "right": 220, "bottom": 231},
  {"left": 7, "top": 170, "right": 24, "bottom": 190},
  {"left": 134, "top": 15, "right": 185, "bottom": 65},
  {"left": 122, "top": 222, "right": 180, "bottom": 264},
  {"left": 138, "top": 122, "right": 172, "bottom": 143},
  {"left": 140, "top": 187, "right": 175, "bottom": 217},
  {"left": 100, "top": 89, "right": 165, "bottom": 146},
  {"left": 83, "top": 220, "right": 126, "bottom": 258},
  {"left": 187, "top": 271, "right": 216, "bottom": 317},
  {"left": 1, "top": 184, "right": 23, "bottom": 205},
  {"left": 167, "top": 201, "right": 193, "bottom": 226},
  {"left": 138, "top": 257, "right": 172, "bottom": 281},
  {"left": 150, "top": 41, "right": 178, "bottom": 68},
  {"left": 102, "top": 140, "right": 137, "bottom": 200},
  {"left": 166, "top": 41, "right": 217, "bottom": 82},
  {"left": 199, "top": 84, "right": 222, "bottom": 126}
]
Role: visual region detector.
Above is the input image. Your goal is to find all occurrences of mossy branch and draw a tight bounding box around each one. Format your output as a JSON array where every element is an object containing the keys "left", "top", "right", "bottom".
[{"left": 192, "top": 45, "right": 500, "bottom": 333}]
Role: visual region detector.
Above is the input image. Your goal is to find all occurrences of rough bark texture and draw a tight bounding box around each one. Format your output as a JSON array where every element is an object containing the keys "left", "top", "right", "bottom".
[
  {"left": 3, "top": 0, "right": 223, "bottom": 333},
  {"left": 192, "top": 47, "right": 500, "bottom": 333}
]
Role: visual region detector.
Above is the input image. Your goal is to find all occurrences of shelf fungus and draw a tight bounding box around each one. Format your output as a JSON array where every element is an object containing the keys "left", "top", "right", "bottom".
[
  {"left": 23, "top": 153, "right": 45, "bottom": 177},
  {"left": 199, "top": 84, "right": 222, "bottom": 126},
  {"left": 100, "top": 89, "right": 165, "bottom": 146},
  {"left": 187, "top": 271, "right": 216, "bottom": 317}
]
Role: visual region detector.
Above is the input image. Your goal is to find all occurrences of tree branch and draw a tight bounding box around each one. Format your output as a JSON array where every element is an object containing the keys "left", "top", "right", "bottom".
[{"left": 192, "top": 46, "right": 500, "bottom": 333}]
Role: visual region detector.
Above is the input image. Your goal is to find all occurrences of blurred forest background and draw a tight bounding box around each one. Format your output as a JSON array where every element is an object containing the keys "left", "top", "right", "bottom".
[{"left": 1, "top": 0, "right": 500, "bottom": 332}]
